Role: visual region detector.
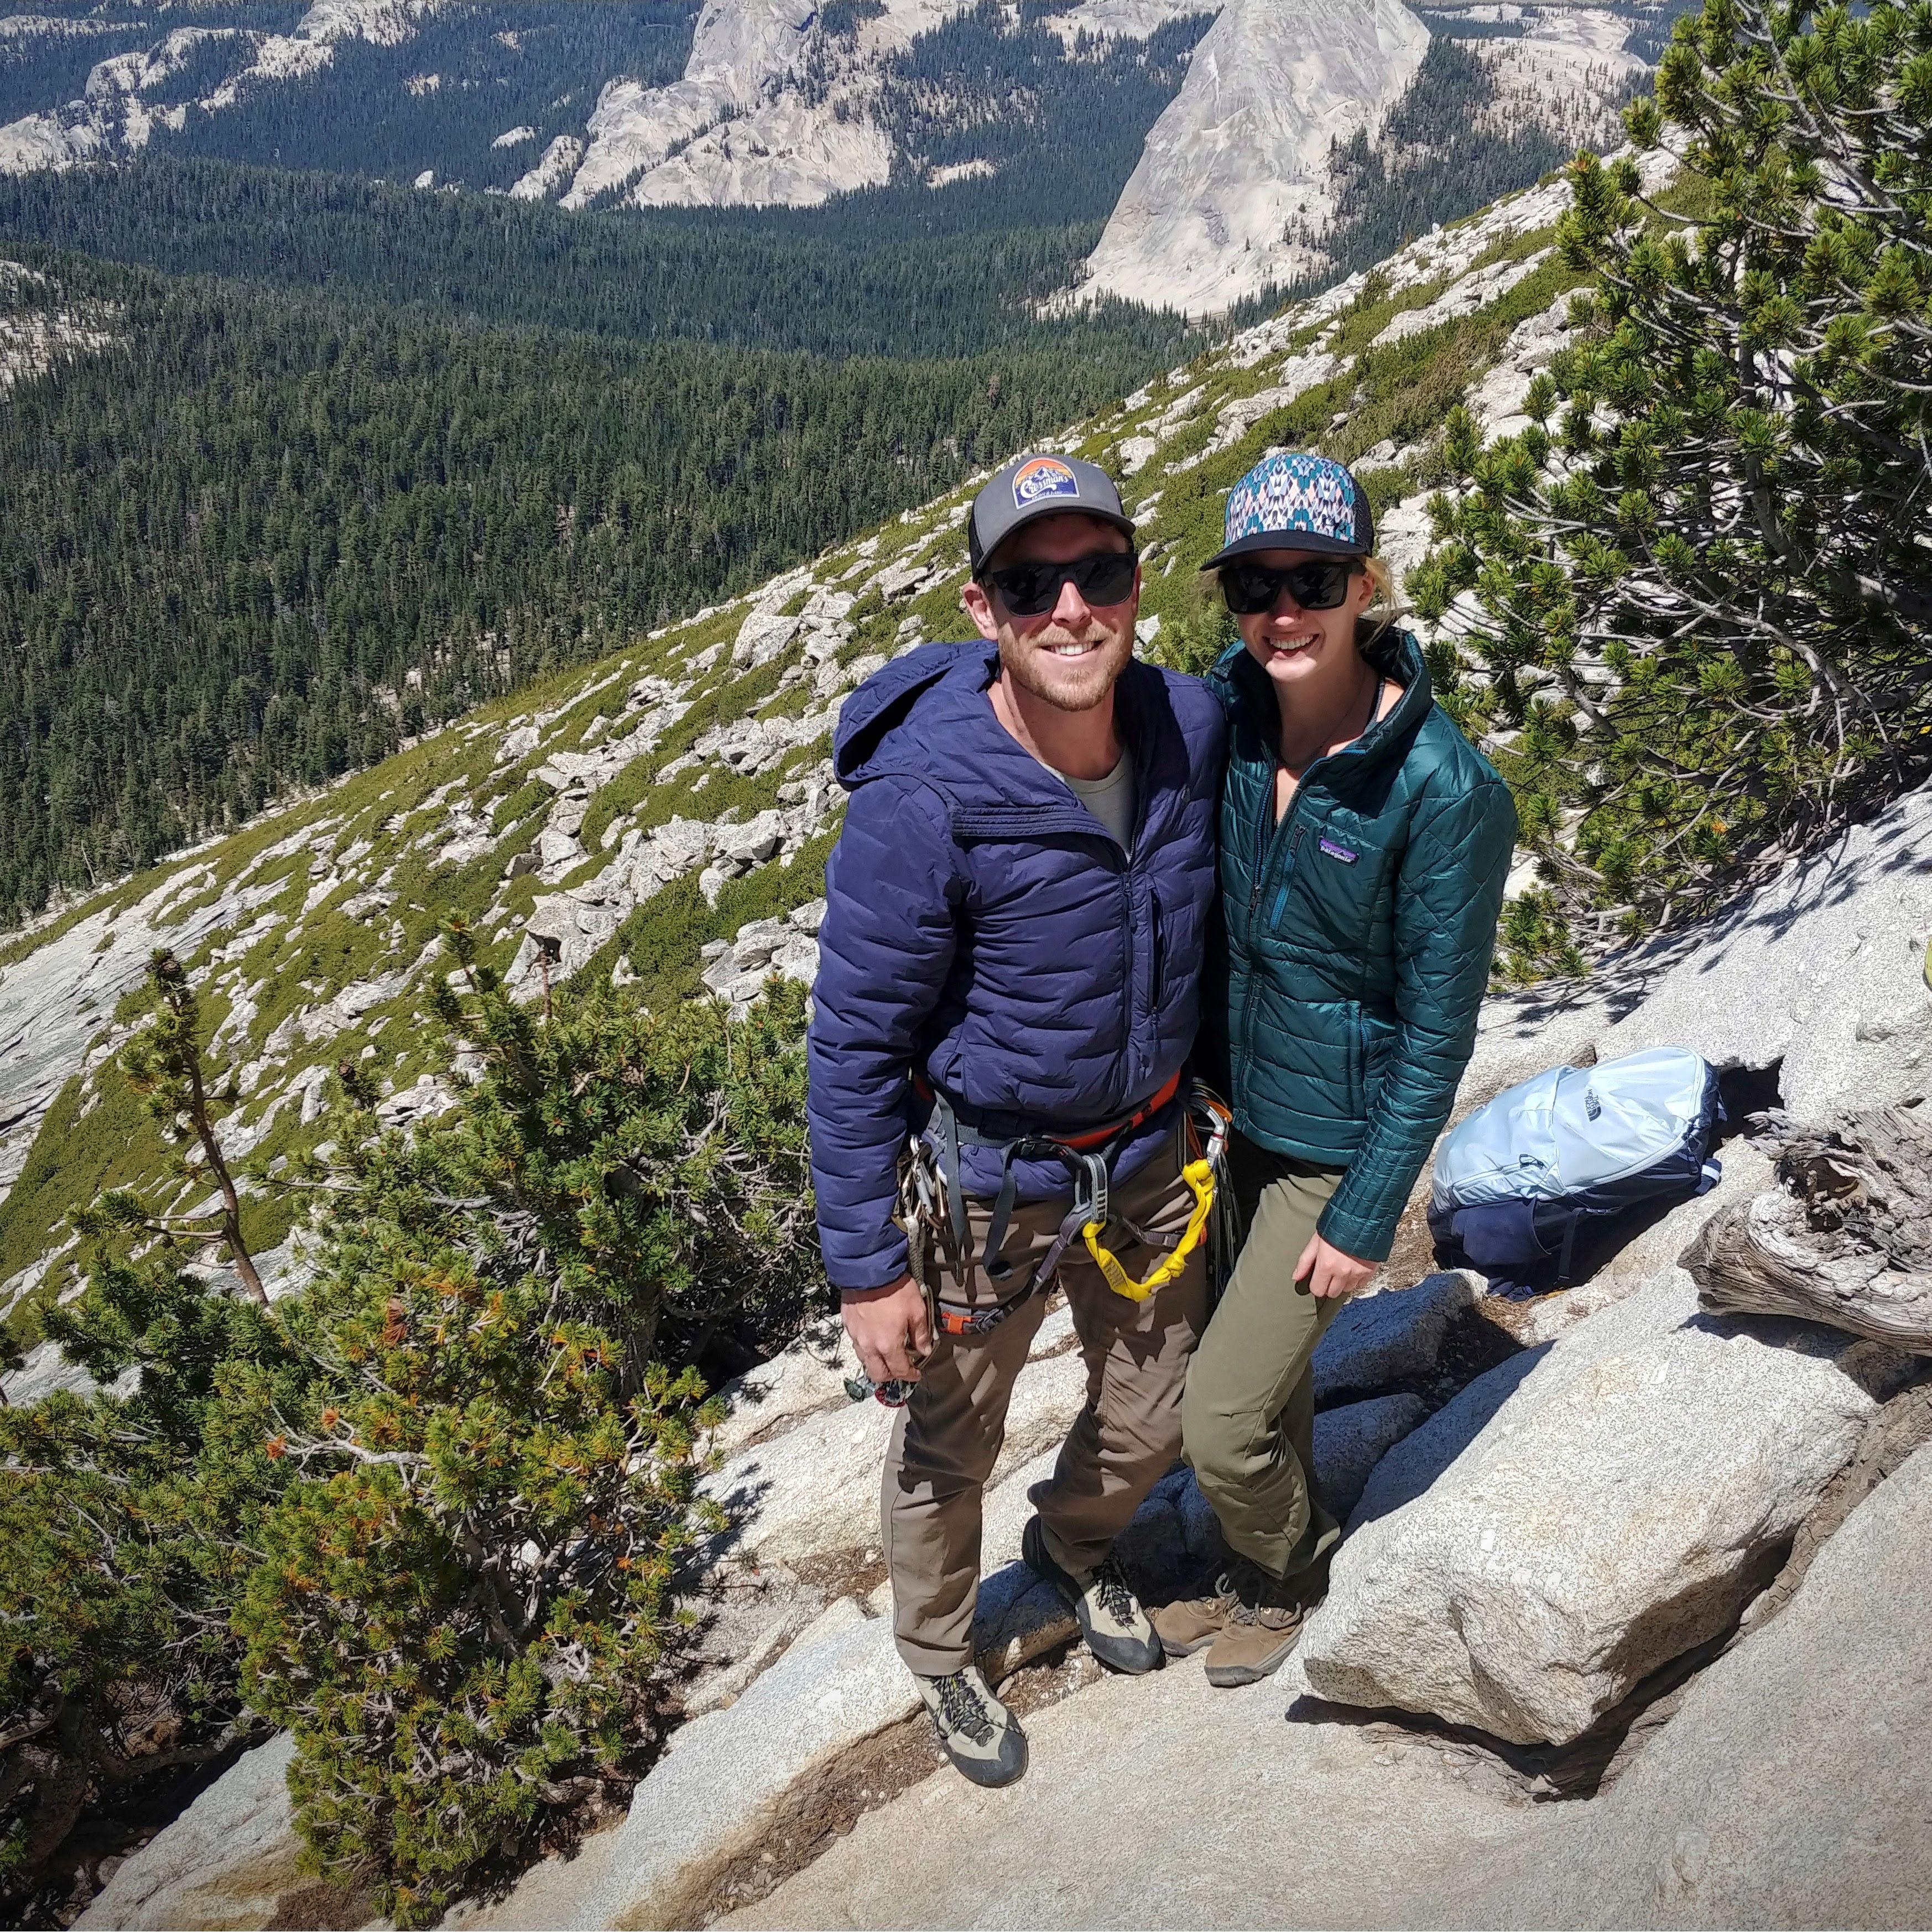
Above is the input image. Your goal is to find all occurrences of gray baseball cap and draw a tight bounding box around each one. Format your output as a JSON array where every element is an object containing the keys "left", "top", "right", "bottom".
[{"left": 968, "top": 452, "right": 1136, "bottom": 576}]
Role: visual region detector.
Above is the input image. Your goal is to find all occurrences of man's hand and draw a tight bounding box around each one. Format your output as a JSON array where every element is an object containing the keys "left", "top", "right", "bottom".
[
  {"left": 842, "top": 1274, "right": 933, "bottom": 1384},
  {"left": 1294, "top": 1231, "right": 1375, "bottom": 1300}
]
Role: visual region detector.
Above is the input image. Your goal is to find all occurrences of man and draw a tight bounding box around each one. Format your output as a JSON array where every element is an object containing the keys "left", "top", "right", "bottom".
[{"left": 806, "top": 451, "right": 1226, "bottom": 1787}]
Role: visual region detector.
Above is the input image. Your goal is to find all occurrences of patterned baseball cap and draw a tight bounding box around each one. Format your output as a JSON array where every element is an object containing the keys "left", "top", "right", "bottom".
[{"left": 1202, "top": 451, "right": 1374, "bottom": 569}]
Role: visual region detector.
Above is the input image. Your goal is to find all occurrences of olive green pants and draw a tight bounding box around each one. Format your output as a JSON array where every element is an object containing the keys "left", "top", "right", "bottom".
[{"left": 1181, "top": 1131, "right": 1347, "bottom": 1580}]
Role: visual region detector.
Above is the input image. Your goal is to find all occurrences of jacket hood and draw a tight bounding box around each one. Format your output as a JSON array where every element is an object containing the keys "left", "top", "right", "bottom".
[
  {"left": 832, "top": 640, "right": 978, "bottom": 788},
  {"left": 832, "top": 639, "right": 1188, "bottom": 813},
  {"left": 1214, "top": 624, "right": 1434, "bottom": 780}
]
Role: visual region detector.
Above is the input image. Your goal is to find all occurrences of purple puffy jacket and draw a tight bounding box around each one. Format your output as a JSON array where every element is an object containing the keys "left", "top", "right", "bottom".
[{"left": 805, "top": 641, "right": 1226, "bottom": 1291}]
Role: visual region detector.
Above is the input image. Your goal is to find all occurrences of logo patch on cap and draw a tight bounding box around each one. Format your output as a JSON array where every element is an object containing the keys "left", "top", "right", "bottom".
[{"left": 1012, "top": 456, "right": 1080, "bottom": 508}]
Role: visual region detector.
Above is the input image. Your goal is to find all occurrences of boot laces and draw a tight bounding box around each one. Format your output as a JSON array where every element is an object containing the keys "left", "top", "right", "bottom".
[
  {"left": 1090, "top": 1553, "right": 1139, "bottom": 1626},
  {"left": 934, "top": 1671, "right": 996, "bottom": 1744},
  {"left": 1229, "top": 1560, "right": 1298, "bottom": 1626}
]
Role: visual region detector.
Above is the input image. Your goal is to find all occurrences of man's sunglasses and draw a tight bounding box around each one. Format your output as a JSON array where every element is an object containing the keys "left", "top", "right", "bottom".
[
  {"left": 1218, "top": 558, "right": 1361, "bottom": 616},
  {"left": 982, "top": 550, "right": 1138, "bottom": 617}
]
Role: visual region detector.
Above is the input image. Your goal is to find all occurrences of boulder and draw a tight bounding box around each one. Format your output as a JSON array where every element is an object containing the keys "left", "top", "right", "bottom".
[
  {"left": 971, "top": 1564, "right": 1077, "bottom": 1681},
  {"left": 1596, "top": 792, "right": 1932, "bottom": 1119},
  {"left": 469, "top": 1606, "right": 918, "bottom": 1931},
  {"left": 1311, "top": 1271, "right": 1478, "bottom": 1403},
  {"left": 1465, "top": 780, "right": 1932, "bottom": 1118},
  {"left": 706, "top": 1319, "right": 857, "bottom": 1459},
  {"left": 1313, "top": 1392, "right": 1427, "bottom": 1522},
  {"left": 873, "top": 557, "right": 933, "bottom": 602},
  {"left": 1477, "top": 1440, "right": 1932, "bottom": 1928},
  {"left": 734, "top": 608, "right": 801, "bottom": 669},
  {"left": 1299, "top": 1268, "right": 1909, "bottom": 1744},
  {"left": 77, "top": 1735, "right": 310, "bottom": 1931},
  {"left": 1347, "top": 1345, "right": 1549, "bottom": 1531},
  {"left": 702, "top": 1347, "right": 1089, "bottom": 1569}
]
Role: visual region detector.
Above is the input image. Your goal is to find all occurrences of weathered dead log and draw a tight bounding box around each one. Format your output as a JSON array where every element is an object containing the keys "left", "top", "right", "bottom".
[{"left": 1681, "top": 1105, "right": 1932, "bottom": 1354}]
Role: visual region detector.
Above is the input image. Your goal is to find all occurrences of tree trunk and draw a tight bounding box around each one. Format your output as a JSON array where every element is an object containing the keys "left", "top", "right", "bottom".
[
  {"left": 1682, "top": 1105, "right": 1932, "bottom": 1353},
  {"left": 186, "top": 1050, "right": 267, "bottom": 1306}
]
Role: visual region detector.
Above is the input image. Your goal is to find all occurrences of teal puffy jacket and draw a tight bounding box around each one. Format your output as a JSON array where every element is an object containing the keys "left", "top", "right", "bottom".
[{"left": 1207, "top": 628, "right": 1517, "bottom": 1262}]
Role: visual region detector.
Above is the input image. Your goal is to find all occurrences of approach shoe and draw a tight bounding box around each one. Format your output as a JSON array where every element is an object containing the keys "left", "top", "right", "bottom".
[
  {"left": 916, "top": 1665, "right": 1028, "bottom": 1788},
  {"left": 1202, "top": 1560, "right": 1324, "bottom": 1688},
  {"left": 1022, "top": 1514, "right": 1162, "bottom": 1675},
  {"left": 1149, "top": 1570, "right": 1242, "bottom": 1660}
]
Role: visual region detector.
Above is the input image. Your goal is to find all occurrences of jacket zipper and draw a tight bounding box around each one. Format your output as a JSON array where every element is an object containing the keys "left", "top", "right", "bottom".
[
  {"left": 1237, "top": 764, "right": 1305, "bottom": 1114},
  {"left": 1121, "top": 722, "right": 1154, "bottom": 1106},
  {"left": 1236, "top": 722, "right": 1369, "bottom": 1106}
]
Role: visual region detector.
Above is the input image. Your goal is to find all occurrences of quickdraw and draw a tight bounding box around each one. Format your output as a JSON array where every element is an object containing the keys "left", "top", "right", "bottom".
[{"left": 1081, "top": 1089, "right": 1231, "bottom": 1302}]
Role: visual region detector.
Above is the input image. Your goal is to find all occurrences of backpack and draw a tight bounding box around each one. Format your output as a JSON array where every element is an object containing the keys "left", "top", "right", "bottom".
[{"left": 1428, "top": 1045, "right": 1722, "bottom": 1299}]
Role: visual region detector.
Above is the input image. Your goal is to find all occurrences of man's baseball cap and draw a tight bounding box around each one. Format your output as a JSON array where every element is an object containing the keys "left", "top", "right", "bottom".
[
  {"left": 1202, "top": 451, "right": 1374, "bottom": 570},
  {"left": 968, "top": 452, "right": 1136, "bottom": 577}
]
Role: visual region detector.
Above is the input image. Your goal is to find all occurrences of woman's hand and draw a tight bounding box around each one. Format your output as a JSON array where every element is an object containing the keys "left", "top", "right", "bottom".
[
  {"left": 1294, "top": 1232, "right": 1375, "bottom": 1300},
  {"left": 842, "top": 1275, "right": 933, "bottom": 1384}
]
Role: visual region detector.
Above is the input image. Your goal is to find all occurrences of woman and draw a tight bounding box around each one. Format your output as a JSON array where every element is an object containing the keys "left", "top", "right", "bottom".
[{"left": 1152, "top": 451, "right": 1517, "bottom": 1687}]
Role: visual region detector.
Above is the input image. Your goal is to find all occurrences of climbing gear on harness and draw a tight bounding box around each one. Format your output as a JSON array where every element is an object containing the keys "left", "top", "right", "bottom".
[
  {"left": 845, "top": 1372, "right": 918, "bottom": 1408},
  {"left": 919, "top": 1069, "right": 1184, "bottom": 1287},
  {"left": 901, "top": 1076, "right": 1232, "bottom": 1325},
  {"left": 1081, "top": 1090, "right": 1229, "bottom": 1303}
]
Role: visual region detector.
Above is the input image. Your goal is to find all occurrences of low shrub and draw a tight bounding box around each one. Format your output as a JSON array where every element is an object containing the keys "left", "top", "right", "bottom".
[{"left": 4, "top": 934, "right": 822, "bottom": 1923}]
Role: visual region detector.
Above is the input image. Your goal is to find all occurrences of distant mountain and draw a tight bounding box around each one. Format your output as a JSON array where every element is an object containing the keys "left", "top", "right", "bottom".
[{"left": 0, "top": 0, "right": 1682, "bottom": 312}]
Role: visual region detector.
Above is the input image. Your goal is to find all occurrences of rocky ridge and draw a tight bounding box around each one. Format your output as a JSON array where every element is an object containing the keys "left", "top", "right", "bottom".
[
  {"left": 1, "top": 153, "right": 1662, "bottom": 1342},
  {"left": 0, "top": 0, "right": 1661, "bottom": 312},
  {"left": 0, "top": 1, "right": 452, "bottom": 176}
]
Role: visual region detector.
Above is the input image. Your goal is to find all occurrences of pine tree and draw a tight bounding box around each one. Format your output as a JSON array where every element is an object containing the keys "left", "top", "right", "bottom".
[
  {"left": 0, "top": 1228, "right": 296, "bottom": 1915},
  {"left": 4, "top": 938, "right": 820, "bottom": 1921},
  {"left": 235, "top": 930, "right": 817, "bottom": 1924},
  {"left": 1412, "top": 0, "right": 1932, "bottom": 965}
]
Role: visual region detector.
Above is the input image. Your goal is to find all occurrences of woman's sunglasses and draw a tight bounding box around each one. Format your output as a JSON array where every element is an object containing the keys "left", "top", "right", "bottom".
[
  {"left": 1218, "top": 558, "right": 1360, "bottom": 616},
  {"left": 982, "top": 550, "right": 1139, "bottom": 617}
]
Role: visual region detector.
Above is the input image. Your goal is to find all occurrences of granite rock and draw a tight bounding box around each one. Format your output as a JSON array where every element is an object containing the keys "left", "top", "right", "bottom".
[{"left": 1300, "top": 1268, "right": 1907, "bottom": 1744}]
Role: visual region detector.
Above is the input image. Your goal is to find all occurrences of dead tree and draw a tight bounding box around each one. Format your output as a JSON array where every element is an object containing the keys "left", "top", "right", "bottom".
[{"left": 1683, "top": 1105, "right": 1932, "bottom": 1353}]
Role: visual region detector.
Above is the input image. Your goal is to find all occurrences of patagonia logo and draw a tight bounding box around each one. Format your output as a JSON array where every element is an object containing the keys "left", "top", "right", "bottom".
[
  {"left": 1012, "top": 455, "right": 1080, "bottom": 507},
  {"left": 1318, "top": 837, "right": 1358, "bottom": 864}
]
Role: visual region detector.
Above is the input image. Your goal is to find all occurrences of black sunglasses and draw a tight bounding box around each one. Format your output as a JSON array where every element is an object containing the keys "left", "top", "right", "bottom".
[
  {"left": 1218, "top": 558, "right": 1360, "bottom": 616},
  {"left": 982, "top": 550, "right": 1138, "bottom": 617}
]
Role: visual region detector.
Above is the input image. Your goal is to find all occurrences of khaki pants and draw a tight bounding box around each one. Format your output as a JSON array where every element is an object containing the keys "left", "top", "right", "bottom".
[
  {"left": 882, "top": 1135, "right": 1210, "bottom": 1675},
  {"left": 1181, "top": 1131, "right": 1347, "bottom": 1580}
]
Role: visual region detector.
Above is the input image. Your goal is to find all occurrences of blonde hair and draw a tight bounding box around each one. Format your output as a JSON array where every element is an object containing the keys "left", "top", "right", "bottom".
[{"left": 1359, "top": 555, "right": 1403, "bottom": 654}]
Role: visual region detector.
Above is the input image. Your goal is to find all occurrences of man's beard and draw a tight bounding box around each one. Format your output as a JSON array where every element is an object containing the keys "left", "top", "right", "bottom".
[{"left": 998, "top": 625, "right": 1134, "bottom": 714}]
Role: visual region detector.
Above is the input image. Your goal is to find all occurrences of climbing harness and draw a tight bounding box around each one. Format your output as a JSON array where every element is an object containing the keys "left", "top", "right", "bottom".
[
  {"left": 911, "top": 1074, "right": 1232, "bottom": 1319},
  {"left": 847, "top": 1081, "right": 1233, "bottom": 1409}
]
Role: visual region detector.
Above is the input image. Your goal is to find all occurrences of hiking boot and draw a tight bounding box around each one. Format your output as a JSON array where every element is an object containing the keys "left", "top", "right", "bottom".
[
  {"left": 1022, "top": 1514, "right": 1161, "bottom": 1675},
  {"left": 916, "top": 1665, "right": 1028, "bottom": 1788},
  {"left": 1202, "top": 1560, "right": 1324, "bottom": 1688},
  {"left": 1149, "top": 1571, "right": 1242, "bottom": 1660}
]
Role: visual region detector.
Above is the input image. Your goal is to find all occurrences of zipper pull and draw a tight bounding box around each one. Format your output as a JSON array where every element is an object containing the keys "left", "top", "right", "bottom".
[{"left": 1268, "top": 825, "right": 1306, "bottom": 930}]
